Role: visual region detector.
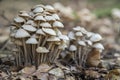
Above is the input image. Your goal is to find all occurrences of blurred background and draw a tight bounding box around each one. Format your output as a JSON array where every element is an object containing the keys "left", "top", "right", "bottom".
[{"left": 0, "top": 0, "right": 120, "bottom": 69}]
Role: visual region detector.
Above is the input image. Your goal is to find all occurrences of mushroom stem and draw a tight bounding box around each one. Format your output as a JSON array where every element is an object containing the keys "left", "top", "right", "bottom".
[
  {"left": 41, "top": 35, "right": 48, "bottom": 46},
  {"left": 22, "top": 38, "right": 28, "bottom": 65},
  {"left": 37, "top": 36, "right": 42, "bottom": 47},
  {"left": 49, "top": 45, "right": 55, "bottom": 62},
  {"left": 41, "top": 53, "right": 44, "bottom": 63},
  {"left": 54, "top": 49, "right": 62, "bottom": 61},
  {"left": 18, "top": 47, "right": 21, "bottom": 66},
  {"left": 78, "top": 46, "right": 81, "bottom": 65},
  {"left": 51, "top": 46, "right": 59, "bottom": 62},
  {"left": 48, "top": 42, "right": 53, "bottom": 50}
]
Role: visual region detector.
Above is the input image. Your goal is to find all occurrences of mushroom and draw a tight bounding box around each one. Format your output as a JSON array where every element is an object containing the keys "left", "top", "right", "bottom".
[
  {"left": 77, "top": 40, "right": 86, "bottom": 66},
  {"left": 36, "top": 47, "right": 49, "bottom": 66},
  {"left": 26, "top": 37, "right": 38, "bottom": 65},
  {"left": 92, "top": 43, "right": 104, "bottom": 53},
  {"left": 15, "top": 28, "right": 30, "bottom": 65},
  {"left": 52, "top": 14, "right": 60, "bottom": 20},
  {"left": 36, "top": 29, "right": 46, "bottom": 47},
  {"left": 69, "top": 45, "right": 77, "bottom": 63},
  {"left": 42, "top": 28, "right": 56, "bottom": 46},
  {"left": 34, "top": 15, "right": 46, "bottom": 28}
]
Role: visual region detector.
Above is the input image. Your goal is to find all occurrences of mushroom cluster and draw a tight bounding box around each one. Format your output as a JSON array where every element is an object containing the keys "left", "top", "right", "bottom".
[
  {"left": 68, "top": 26, "right": 104, "bottom": 67},
  {"left": 10, "top": 4, "right": 69, "bottom": 67}
]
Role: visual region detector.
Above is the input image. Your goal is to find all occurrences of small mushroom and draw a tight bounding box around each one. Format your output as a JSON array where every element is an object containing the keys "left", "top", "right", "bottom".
[
  {"left": 36, "top": 47, "right": 49, "bottom": 66},
  {"left": 36, "top": 29, "right": 46, "bottom": 47},
  {"left": 15, "top": 28, "right": 30, "bottom": 65},
  {"left": 69, "top": 45, "right": 77, "bottom": 63},
  {"left": 26, "top": 37, "right": 38, "bottom": 65},
  {"left": 42, "top": 28, "right": 56, "bottom": 46}
]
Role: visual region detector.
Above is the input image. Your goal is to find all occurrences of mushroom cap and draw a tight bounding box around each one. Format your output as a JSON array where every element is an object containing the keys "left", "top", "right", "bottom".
[
  {"left": 69, "top": 45, "right": 77, "bottom": 51},
  {"left": 14, "top": 16, "right": 25, "bottom": 23},
  {"left": 68, "top": 31, "right": 76, "bottom": 40},
  {"left": 78, "top": 40, "right": 86, "bottom": 46},
  {"left": 85, "top": 40, "right": 92, "bottom": 46},
  {"left": 59, "top": 35, "right": 69, "bottom": 41},
  {"left": 73, "top": 26, "right": 82, "bottom": 31},
  {"left": 45, "top": 16, "right": 55, "bottom": 21},
  {"left": 15, "top": 29, "right": 30, "bottom": 38},
  {"left": 93, "top": 43, "right": 104, "bottom": 50},
  {"left": 26, "top": 20, "right": 37, "bottom": 26},
  {"left": 86, "top": 32, "right": 94, "bottom": 38},
  {"left": 33, "top": 7, "right": 44, "bottom": 13},
  {"left": 40, "top": 22, "right": 51, "bottom": 28},
  {"left": 75, "top": 32, "right": 83, "bottom": 37},
  {"left": 19, "top": 11, "right": 30, "bottom": 17},
  {"left": 36, "top": 29, "right": 46, "bottom": 35},
  {"left": 47, "top": 36, "right": 60, "bottom": 42},
  {"left": 36, "top": 47, "right": 49, "bottom": 53},
  {"left": 45, "top": 5, "right": 55, "bottom": 11},
  {"left": 90, "top": 33, "right": 102, "bottom": 42},
  {"left": 42, "top": 28, "right": 56, "bottom": 36},
  {"left": 22, "top": 24, "right": 37, "bottom": 32},
  {"left": 80, "top": 27, "right": 87, "bottom": 34},
  {"left": 34, "top": 16, "right": 46, "bottom": 21},
  {"left": 52, "top": 14, "right": 60, "bottom": 20},
  {"left": 53, "top": 21, "right": 64, "bottom": 28},
  {"left": 26, "top": 37, "right": 38, "bottom": 44}
]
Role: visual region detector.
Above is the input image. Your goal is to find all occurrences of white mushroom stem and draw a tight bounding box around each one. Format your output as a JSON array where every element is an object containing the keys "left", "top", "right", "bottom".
[
  {"left": 78, "top": 46, "right": 81, "bottom": 65},
  {"left": 81, "top": 47, "right": 87, "bottom": 67},
  {"left": 37, "top": 36, "right": 42, "bottom": 47},
  {"left": 22, "top": 38, "right": 28, "bottom": 65},
  {"left": 48, "top": 42, "right": 53, "bottom": 50},
  {"left": 51, "top": 46, "right": 59, "bottom": 62},
  {"left": 32, "top": 44, "right": 36, "bottom": 64},
  {"left": 49, "top": 44, "right": 55, "bottom": 62},
  {"left": 41, "top": 53, "right": 44, "bottom": 63},
  {"left": 18, "top": 47, "right": 21, "bottom": 66},
  {"left": 54, "top": 49, "right": 62, "bottom": 61},
  {"left": 41, "top": 35, "right": 48, "bottom": 46}
]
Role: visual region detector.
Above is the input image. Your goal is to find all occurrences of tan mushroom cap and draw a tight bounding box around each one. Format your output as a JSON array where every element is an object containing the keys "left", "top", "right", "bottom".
[
  {"left": 22, "top": 24, "right": 37, "bottom": 32},
  {"left": 52, "top": 14, "right": 60, "bottom": 20},
  {"left": 36, "top": 47, "right": 49, "bottom": 53},
  {"left": 53, "top": 21, "right": 64, "bottom": 28},
  {"left": 26, "top": 37, "right": 38, "bottom": 44},
  {"left": 47, "top": 36, "right": 60, "bottom": 41},
  {"left": 15, "top": 29, "right": 30, "bottom": 38},
  {"left": 42, "top": 28, "right": 56, "bottom": 36},
  {"left": 58, "top": 43, "right": 67, "bottom": 50},
  {"left": 68, "top": 31, "right": 76, "bottom": 40},
  {"left": 45, "top": 5, "right": 55, "bottom": 11},
  {"left": 93, "top": 43, "right": 104, "bottom": 50},
  {"left": 44, "top": 16, "right": 55, "bottom": 21},
  {"left": 14, "top": 16, "right": 25, "bottom": 23},
  {"left": 78, "top": 40, "right": 86, "bottom": 46},
  {"left": 36, "top": 29, "right": 46, "bottom": 35},
  {"left": 34, "top": 15, "right": 46, "bottom": 21},
  {"left": 85, "top": 40, "right": 92, "bottom": 46},
  {"left": 19, "top": 11, "right": 30, "bottom": 17},
  {"left": 55, "top": 28, "right": 62, "bottom": 36},
  {"left": 73, "top": 26, "right": 82, "bottom": 31},
  {"left": 40, "top": 22, "right": 52, "bottom": 28},
  {"left": 33, "top": 7, "right": 44, "bottom": 13},
  {"left": 90, "top": 33, "right": 102, "bottom": 42},
  {"left": 26, "top": 20, "right": 37, "bottom": 26},
  {"left": 75, "top": 32, "right": 83, "bottom": 37},
  {"left": 59, "top": 35, "right": 69, "bottom": 41},
  {"left": 69, "top": 45, "right": 77, "bottom": 51}
]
